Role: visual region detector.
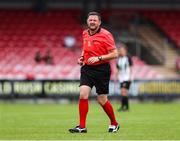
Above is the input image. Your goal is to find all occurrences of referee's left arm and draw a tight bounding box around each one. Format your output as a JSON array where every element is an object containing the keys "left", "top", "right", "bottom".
[
  {"left": 101, "top": 49, "right": 118, "bottom": 61},
  {"left": 87, "top": 49, "right": 118, "bottom": 64}
]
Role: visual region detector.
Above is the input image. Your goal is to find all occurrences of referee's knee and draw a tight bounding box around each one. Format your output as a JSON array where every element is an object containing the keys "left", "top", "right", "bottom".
[
  {"left": 97, "top": 95, "right": 107, "bottom": 105},
  {"left": 79, "top": 93, "right": 89, "bottom": 99}
]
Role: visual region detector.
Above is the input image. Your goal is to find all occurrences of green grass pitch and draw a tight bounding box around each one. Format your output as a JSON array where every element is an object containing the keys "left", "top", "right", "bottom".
[{"left": 0, "top": 101, "right": 180, "bottom": 140}]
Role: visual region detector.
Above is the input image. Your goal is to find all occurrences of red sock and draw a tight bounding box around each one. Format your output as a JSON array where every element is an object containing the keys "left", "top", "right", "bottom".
[
  {"left": 102, "top": 100, "right": 118, "bottom": 126},
  {"left": 79, "top": 99, "right": 88, "bottom": 128}
]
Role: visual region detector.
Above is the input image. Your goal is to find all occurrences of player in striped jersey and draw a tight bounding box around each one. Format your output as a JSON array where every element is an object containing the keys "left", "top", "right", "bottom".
[{"left": 116, "top": 45, "right": 133, "bottom": 111}]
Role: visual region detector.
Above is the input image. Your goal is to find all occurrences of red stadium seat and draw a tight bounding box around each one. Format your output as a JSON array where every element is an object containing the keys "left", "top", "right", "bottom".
[
  {"left": 0, "top": 10, "right": 163, "bottom": 80},
  {"left": 142, "top": 10, "right": 180, "bottom": 48}
]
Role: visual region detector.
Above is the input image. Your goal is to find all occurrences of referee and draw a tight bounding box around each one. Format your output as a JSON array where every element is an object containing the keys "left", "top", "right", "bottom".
[{"left": 69, "top": 12, "right": 119, "bottom": 133}]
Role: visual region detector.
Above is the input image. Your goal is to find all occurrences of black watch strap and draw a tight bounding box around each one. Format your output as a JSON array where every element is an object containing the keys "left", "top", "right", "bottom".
[{"left": 98, "top": 56, "right": 102, "bottom": 61}]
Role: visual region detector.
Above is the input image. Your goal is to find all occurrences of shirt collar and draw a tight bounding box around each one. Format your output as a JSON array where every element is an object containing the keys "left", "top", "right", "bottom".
[{"left": 88, "top": 27, "right": 101, "bottom": 36}]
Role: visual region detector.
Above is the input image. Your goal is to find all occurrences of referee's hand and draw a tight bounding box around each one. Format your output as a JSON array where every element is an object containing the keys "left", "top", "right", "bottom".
[
  {"left": 77, "top": 56, "right": 84, "bottom": 66},
  {"left": 87, "top": 57, "right": 99, "bottom": 64}
]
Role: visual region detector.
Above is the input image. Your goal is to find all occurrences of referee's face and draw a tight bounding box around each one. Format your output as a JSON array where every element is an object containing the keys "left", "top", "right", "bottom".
[{"left": 87, "top": 15, "right": 101, "bottom": 31}]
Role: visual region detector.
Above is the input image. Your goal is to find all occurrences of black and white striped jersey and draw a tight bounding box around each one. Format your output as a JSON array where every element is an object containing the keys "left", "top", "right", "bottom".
[{"left": 116, "top": 56, "right": 132, "bottom": 82}]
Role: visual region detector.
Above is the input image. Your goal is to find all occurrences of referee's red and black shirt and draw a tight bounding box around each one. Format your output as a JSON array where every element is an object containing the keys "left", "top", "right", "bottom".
[{"left": 82, "top": 27, "right": 116, "bottom": 65}]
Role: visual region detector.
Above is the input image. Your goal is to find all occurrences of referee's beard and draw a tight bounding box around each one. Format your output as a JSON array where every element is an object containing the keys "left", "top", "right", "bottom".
[{"left": 88, "top": 25, "right": 100, "bottom": 32}]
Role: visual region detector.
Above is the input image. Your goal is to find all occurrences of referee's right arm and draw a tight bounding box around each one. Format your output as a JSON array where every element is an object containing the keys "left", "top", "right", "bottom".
[{"left": 77, "top": 50, "right": 84, "bottom": 66}]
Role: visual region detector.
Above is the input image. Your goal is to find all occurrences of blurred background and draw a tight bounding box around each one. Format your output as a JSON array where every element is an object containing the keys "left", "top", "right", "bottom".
[
  {"left": 0, "top": 0, "right": 179, "bottom": 101},
  {"left": 0, "top": 1, "right": 180, "bottom": 140}
]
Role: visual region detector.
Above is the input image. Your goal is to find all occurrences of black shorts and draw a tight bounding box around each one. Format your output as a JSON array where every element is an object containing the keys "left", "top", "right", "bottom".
[
  {"left": 80, "top": 63, "right": 111, "bottom": 94},
  {"left": 120, "top": 81, "right": 131, "bottom": 90}
]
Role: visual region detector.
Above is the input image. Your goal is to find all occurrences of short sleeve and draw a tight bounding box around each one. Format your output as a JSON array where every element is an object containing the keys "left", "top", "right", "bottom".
[{"left": 104, "top": 33, "right": 116, "bottom": 51}]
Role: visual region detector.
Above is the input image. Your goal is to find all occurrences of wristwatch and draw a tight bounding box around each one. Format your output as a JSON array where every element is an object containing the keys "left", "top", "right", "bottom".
[{"left": 98, "top": 56, "right": 102, "bottom": 61}]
